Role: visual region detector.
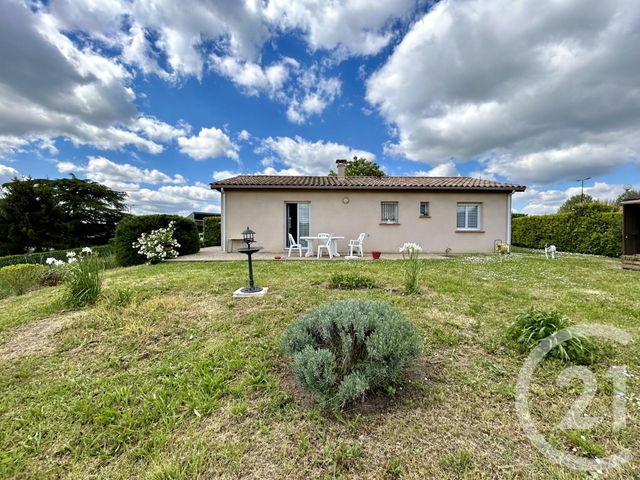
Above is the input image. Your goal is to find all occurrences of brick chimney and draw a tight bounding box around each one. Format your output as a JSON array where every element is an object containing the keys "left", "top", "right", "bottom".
[{"left": 336, "top": 159, "right": 347, "bottom": 178}]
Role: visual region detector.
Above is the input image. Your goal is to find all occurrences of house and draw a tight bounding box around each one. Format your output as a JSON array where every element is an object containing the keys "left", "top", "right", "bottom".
[
  {"left": 622, "top": 195, "right": 640, "bottom": 270},
  {"left": 187, "top": 212, "right": 220, "bottom": 233},
  {"left": 211, "top": 160, "right": 526, "bottom": 254}
]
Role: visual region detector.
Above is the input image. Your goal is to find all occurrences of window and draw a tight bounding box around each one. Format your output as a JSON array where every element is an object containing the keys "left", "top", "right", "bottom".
[
  {"left": 457, "top": 203, "right": 481, "bottom": 230},
  {"left": 381, "top": 201, "right": 398, "bottom": 223},
  {"left": 419, "top": 201, "right": 430, "bottom": 217}
]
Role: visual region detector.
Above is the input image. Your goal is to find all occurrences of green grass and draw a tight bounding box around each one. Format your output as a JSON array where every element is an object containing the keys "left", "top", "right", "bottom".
[{"left": 0, "top": 253, "right": 639, "bottom": 478}]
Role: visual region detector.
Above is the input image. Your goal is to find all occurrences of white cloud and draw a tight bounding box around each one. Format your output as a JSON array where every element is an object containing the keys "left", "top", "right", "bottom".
[
  {"left": 0, "top": 1, "right": 172, "bottom": 155},
  {"left": 55, "top": 156, "right": 186, "bottom": 191},
  {"left": 56, "top": 161, "right": 78, "bottom": 173},
  {"left": 263, "top": 0, "right": 415, "bottom": 57},
  {"left": 126, "top": 183, "right": 220, "bottom": 215},
  {"left": 257, "top": 136, "right": 375, "bottom": 175},
  {"left": 40, "top": 0, "right": 418, "bottom": 127},
  {"left": 515, "top": 181, "right": 638, "bottom": 215},
  {"left": 285, "top": 68, "right": 341, "bottom": 124},
  {"left": 178, "top": 127, "right": 240, "bottom": 161},
  {"left": 0, "top": 163, "right": 19, "bottom": 184},
  {"left": 209, "top": 55, "right": 296, "bottom": 96},
  {"left": 237, "top": 129, "right": 251, "bottom": 141},
  {"left": 0, "top": 136, "right": 29, "bottom": 157},
  {"left": 133, "top": 116, "right": 190, "bottom": 142},
  {"left": 366, "top": 0, "right": 640, "bottom": 184},
  {"left": 414, "top": 161, "right": 460, "bottom": 177},
  {"left": 212, "top": 170, "right": 240, "bottom": 182}
]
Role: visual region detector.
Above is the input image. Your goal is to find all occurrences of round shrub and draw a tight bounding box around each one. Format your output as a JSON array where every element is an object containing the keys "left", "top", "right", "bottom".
[
  {"left": 113, "top": 215, "right": 199, "bottom": 266},
  {"left": 281, "top": 300, "right": 422, "bottom": 410},
  {"left": 0, "top": 264, "right": 46, "bottom": 296}
]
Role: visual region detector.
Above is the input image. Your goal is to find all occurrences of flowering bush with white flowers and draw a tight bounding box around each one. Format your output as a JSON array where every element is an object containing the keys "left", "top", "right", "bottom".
[
  {"left": 399, "top": 242, "right": 423, "bottom": 294},
  {"left": 133, "top": 222, "right": 181, "bottom": 265}
]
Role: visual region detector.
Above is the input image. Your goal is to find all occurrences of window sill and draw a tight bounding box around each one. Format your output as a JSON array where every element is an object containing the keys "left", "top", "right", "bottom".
[
  {"left": 419, "top": 215, "right": 431, "bottom": 219},
  {"left": 456, "top": 229, "right": 484, "bottom": 233},
  {"left": 379, "top": 222, "right": 400, "bottom": 226}
]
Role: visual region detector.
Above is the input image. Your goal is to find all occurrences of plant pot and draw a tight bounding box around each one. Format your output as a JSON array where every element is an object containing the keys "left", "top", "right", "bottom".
[{"left": 372, "top": 251, "right": 382, "bottom": 260}]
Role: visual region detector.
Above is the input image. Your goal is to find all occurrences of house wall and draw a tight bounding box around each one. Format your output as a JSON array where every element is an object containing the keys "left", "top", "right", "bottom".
[{"left": 223, "top": 189, "right": 511, "bottom": 253}]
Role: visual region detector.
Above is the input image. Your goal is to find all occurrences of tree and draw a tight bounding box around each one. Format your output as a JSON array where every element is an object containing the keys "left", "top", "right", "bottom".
[
  {"left": 0, "top": 177, "right": 127, "bottom": 255},
  {"left": 557, "top": 194, "right": 617, "bottom": 214},
  {"left": 329, "top": 157, "right": 385, "bottom": 177},
  {"left": 558, "top": 194, "right": 595, "bottom": 213},
  {"left": 0, "top": 178, "right": 67, "bottom": 254},
  {"left": 49, "top": 177, "right": 127, "bottom": 246},
  {"left": 616, "top": 189, "right": 640, "bottom": 205}
]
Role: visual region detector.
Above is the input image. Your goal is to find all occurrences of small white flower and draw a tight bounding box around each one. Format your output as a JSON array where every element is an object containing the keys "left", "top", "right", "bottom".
[
  {"left": 66, "top": 251, "right": 76, "bottom": 258},
  {"left": 82, "top": 247, "right": 92, "bottom": 254},
  {"left": 46, "top": 257, "right": 56, "bottom": 265}
]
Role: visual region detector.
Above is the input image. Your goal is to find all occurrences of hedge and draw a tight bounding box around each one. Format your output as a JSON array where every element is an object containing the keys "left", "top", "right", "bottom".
[
  {"left": 113, "top": 215, "right": 199, "bottom": 266},
  {"left": 512, "top": 211, "right": 623, "bottom": 257},
  {"left": 202, "top": 217, "right": 221, "bottom": 247},
  {"left": 0, "top": 245, "right": 112, "bottom": 269}
]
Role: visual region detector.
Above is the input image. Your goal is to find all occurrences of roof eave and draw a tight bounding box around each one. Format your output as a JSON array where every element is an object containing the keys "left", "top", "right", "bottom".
[{"left": 211, "top": 183, "right": 526, "bottom": 193}]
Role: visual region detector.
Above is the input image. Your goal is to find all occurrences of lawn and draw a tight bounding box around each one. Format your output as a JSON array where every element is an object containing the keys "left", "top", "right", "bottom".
[{"left": 0, "top": 254, "right": 638, "bottom": 479}]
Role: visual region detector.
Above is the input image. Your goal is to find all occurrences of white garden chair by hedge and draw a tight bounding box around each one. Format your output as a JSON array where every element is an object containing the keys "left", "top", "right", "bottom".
[
  {"left": 316, "top": 233, "right": 333, "bottom": 259},
  {"left": 287, "top": 233, "right": 305, "bottom": 257},
  {"left": 348, "top": 233, "right": 366, "bottom": 257}
]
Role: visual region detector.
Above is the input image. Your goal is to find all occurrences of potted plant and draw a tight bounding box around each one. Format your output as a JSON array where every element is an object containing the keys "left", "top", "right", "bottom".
[{"left": 372, "top": 250, "right": 382, "bottom": 259}]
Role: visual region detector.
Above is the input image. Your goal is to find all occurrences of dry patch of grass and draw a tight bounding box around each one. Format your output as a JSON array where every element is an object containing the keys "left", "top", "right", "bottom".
[{"left": 0, "top": 312, "right": 82, "bottom": 361}]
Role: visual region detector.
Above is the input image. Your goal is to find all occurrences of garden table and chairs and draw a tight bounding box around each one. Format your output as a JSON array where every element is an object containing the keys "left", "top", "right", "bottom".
[{"left": 300, "top": 233, "right": 345, "bottom": 258}]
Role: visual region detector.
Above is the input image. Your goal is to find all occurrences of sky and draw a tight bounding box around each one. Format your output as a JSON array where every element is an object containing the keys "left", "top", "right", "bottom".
[{"left": 0, "top": 0, "right": 639, "bottom": 215}]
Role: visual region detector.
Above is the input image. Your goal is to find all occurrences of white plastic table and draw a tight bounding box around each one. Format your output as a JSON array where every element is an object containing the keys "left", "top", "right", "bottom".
[{"left": 300, "top": 235, "right": 344, "bottom": 257}]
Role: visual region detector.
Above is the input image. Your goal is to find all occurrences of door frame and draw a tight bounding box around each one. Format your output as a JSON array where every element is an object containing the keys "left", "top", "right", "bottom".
[{"left": 284, "top": 201, "right": 311, "bottom": 249}]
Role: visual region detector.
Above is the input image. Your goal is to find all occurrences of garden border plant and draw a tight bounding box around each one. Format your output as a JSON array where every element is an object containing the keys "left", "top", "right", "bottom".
[
  {"left": 507, "top": 307, "right": 596, "bottom": 364},
  {"left": 328, "top": 272, "right": 377, "bottom": 290},
  {"left": 281, "top": 299, "right": 422, "bottom": 410}
]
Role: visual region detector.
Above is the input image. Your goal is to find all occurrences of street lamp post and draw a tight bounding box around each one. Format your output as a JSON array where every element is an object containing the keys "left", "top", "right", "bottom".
[
  {"left": 576, "top": 177, "right": 592, "bottom": 203},
  {"left": 238, "top": 227, "right": 262, "bottom": 294}
]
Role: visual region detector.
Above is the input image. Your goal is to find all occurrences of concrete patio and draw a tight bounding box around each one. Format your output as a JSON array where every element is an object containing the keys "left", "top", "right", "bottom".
[{"left": 170, "top": 246, "right": 447, "bottom": 262}]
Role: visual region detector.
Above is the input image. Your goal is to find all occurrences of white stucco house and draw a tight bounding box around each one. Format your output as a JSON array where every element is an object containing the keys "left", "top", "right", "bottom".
[{"left": 211, "top": 160, "right": 526, "bottom": 254}]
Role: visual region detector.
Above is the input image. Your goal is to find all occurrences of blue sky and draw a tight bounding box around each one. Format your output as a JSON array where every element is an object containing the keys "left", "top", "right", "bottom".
[{"left": 1, "top": 0, "right": 639, "bottom": 215}]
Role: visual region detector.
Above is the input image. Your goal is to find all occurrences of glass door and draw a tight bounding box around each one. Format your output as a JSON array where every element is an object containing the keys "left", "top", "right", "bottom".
[{"left": 285, "top": 202, "right": 310, "bottom": 247}]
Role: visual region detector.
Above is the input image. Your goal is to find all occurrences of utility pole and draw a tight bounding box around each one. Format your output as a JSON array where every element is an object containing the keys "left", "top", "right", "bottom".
[{"left": 575, "top": 177, "right": 591, "bottom": 203}]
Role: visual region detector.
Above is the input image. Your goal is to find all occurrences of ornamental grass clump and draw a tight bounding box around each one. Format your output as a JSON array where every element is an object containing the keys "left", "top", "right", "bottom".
[
  {"left": 507, "top": 308, "right": 595, "bottom": 363},
  {"left": 62, "top": 248, "right": 104, "bottom": 308},
  {"left": 133, "top": 221, "right": 181, "bottom": 265},
  {"left": 281, "top": 300, "right": 422, "bottom": 410},
  {"left": 399, "top": 242, "right": 423, "bottom": 294}
]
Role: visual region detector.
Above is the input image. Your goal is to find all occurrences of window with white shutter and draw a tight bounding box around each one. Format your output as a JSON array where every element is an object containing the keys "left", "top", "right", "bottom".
[{"left": 456, "top": 203, "right": 481, "bottom": 230}]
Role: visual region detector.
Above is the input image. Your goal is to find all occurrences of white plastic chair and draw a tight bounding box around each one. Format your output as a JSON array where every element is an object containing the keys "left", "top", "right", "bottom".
[
  {"left": 316, "top": 233, "right": 333, "bottom": 259},
  {"left": 287, "top": 233, "right": 305, "bottom": 257},
  {"left": 348, "top": 233, "right": 366, "bottom": 257}
]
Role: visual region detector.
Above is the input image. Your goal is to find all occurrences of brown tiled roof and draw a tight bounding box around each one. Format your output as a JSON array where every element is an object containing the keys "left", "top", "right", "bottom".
[{"left": 211, "top": 175, "right": 526, "bottom": 192}]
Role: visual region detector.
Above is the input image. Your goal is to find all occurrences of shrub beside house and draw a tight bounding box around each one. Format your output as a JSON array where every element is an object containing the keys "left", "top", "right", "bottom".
[{"left": 113, "top": 215, "right": 200, "bottom": 266}]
